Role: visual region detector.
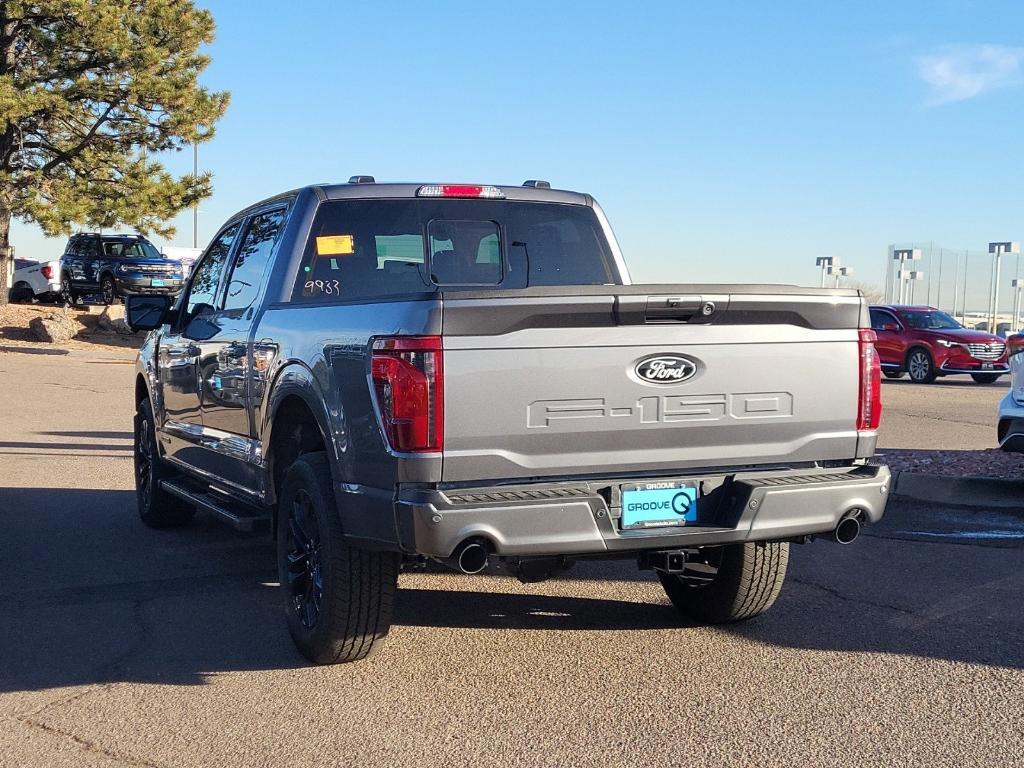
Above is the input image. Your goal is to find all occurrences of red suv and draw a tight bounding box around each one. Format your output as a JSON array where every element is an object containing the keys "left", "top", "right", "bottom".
[{"left": 869, "top": 305, "right": 1009, "bottom": 384}]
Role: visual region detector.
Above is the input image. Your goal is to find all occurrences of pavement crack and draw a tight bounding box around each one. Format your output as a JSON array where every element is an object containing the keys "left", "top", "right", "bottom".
[
  {"left": 791, "top": 576, "right": 914, "bottom": 614},
  {"left": 862, "top": 531, "right": 1019, "bottom": 549},
  {"left": 14, "top": 715, "right": 165, "bottom": 768}
]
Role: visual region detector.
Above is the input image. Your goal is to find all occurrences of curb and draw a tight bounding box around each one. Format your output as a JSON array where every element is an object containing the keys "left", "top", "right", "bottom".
[{"left": 892, "top": 470, "right": 1024, "bottom": 512}]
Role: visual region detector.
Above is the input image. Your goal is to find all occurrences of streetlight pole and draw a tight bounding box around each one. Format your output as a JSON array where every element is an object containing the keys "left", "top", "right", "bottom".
[
  {"left": 988, "top": 242, "right": 1021, "bottom": 333},
  {"left": 951, "top": 252, "right": 961, "bottom": 321},
  {"left": 834, "top": 265, "right": 852, "bottom": 288},
  {"left": 815, "top": 256, "right": 833, "bottom": 288},
  {"left": 892, "top": 248, "right": 922, "bottom": 304},
  {"left": 1012, "top": 278, "right": 1023, "bottom": 332},
  {"left": 192, "top": 142, "right": 199, "bottom": 249}
]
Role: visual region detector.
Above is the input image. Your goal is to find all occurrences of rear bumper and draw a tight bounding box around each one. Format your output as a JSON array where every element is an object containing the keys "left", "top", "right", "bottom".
[
  {"left": 396, "top": 464, "right": 891, "bottom": 558},
  {"left": 998, "top": 392, "right": 1024, "bottom": 452}
]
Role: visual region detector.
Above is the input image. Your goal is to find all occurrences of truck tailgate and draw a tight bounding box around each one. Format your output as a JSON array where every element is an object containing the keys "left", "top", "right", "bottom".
[{"left": 439, "top": 285, "right": 868, "bottom": 483}]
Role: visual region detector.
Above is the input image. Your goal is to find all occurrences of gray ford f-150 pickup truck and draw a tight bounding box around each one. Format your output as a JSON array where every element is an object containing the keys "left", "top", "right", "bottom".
[{"left": 127, "top": 178, "right": 889, "bottom": 664}]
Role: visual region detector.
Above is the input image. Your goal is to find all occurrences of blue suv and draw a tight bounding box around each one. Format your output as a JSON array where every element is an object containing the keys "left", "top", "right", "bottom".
[{"left": 60, "top": 233, "right": 185, "bottom": 305}]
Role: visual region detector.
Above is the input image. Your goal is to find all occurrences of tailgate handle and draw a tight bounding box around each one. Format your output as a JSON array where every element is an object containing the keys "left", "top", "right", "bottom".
[{"left": 645, "top": 295, "right": 718, "bottom": 323}]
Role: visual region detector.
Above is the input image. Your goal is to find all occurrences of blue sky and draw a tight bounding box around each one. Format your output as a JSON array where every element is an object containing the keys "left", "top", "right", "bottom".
[{"left": 12, "top": 1, "right": 1024, "bottom": 307}]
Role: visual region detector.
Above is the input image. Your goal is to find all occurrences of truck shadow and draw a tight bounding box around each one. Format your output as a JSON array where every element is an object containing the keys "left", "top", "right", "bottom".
[{"left": 0, "top": 488, "right": 1020, "bottom": 696}]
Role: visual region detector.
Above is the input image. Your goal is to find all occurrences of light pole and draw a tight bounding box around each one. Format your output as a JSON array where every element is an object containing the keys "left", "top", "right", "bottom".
[
  {"left": 1012, "top": 278, "right": 1024, "bottom": 332},
  {"left": 192, "top": 141, "right": 199, "bottom": 249},
  {"left": 988, "top": 242, "right": 1020, "bottom": 333},
  {"left": 815, "top": 256, "right": 833, "bottom": 288},
  {"left": 833, "top": 265, "right": 852, "bottom": 288},
  {"left": 892, "top": 248, "right": 922, "bottom": 303},
  {"left": 900, "top": 269, "right": 925, "bottom": 303}
]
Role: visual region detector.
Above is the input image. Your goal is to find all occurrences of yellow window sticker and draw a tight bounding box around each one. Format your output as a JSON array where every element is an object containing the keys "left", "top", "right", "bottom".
[{"left": 316, "top": 235, "right": 354, "bottom": 256}]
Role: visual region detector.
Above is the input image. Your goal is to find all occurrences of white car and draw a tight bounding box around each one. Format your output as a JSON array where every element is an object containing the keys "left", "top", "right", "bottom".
[
  {"left": 997, "top": 334, "right": 1024, "bottom": 451},
  {"left": 159, "top": 246, "right": 202, "bottom": 277},
  {"left": 9, "top": 258, "right": 61, "bottom": 302}
]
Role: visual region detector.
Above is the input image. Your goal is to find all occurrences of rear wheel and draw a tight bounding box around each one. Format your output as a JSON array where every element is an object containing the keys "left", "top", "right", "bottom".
[
  {"left": 134, "top": 399, "right": 194, "bottom": 528},
  {"left": 883, "top": 370, "right": 904, "bottom": 380},
  {"left": 972, "top": 372, "right": 1001, "bottom": 384},
  {"left": 277, "top": 452, "right": 399, "bottom": 664},
  {"left": 658, "top": 541, "right": 789, "bottom": 623},
  {"left": 10, "top": 282, "right": 33, "bottom": 303},
  {"left": 906, "top": 348, "right": 936, "bottom": 383}
]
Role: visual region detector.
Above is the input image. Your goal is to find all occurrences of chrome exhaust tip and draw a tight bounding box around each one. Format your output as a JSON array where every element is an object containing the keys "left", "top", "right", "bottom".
[
  {"left": 831, "top": 515, "right": 861, "bottom": 545},
  {"left": 450, "top": 539, "right": 489, "bottom": 574}
]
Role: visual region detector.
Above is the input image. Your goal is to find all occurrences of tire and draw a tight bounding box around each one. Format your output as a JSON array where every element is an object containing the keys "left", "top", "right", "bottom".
[
  {"left": 658, "top": 541, "right": 789, "bottom": 624},
  {"left": 134, "top": 399, "right": 194, "bottom": 528},
  {"left": 101, "top": 274, "right": 118, "bottom": 305},
  {"left": 60, "top": 273, "right": 77, "bottom": 305},
  {"left": 883, "top": 370, "right": 904, "bottom": 380},
  {"left": 277, "top": 452, "right": 399, "bottom": 664},
  {"left": 10, "top": 282, "right": 33, "bottom": 303},
  {"left": 972, "top": 373, "right": 1001, "bottom": 384},
  {"left": 905, "top": 347, "right": 937, "bottom": 383}
]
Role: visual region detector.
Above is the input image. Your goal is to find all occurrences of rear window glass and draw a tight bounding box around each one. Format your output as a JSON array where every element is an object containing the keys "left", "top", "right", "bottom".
[{"left": 291, "top": 199, "right": 615, "bottom": 302}]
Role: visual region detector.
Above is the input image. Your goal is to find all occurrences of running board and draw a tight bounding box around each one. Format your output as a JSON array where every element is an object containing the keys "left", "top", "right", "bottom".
[{"left": 160, "top": 479, "right": 270, "bottom": 532}]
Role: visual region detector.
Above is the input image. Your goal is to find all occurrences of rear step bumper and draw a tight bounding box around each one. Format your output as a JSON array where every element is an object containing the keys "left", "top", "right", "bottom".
[{"left": 396, "top": 464, "right": 891, "bottom": 558}]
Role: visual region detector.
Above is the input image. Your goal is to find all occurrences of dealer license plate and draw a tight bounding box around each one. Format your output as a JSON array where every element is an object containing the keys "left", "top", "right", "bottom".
[
  {"left": 982, "top": 363, "right": 994, "bottom": 370},
  {"left": 620, "top": 482, "right": 698, "bottom": 530},
  {"left": 150, "top": 279, "right": 166, "bottom": 287}
]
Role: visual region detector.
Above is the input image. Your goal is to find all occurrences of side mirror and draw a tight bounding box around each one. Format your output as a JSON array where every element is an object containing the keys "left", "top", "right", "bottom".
[
  {"left": 882, "top": 322, "right": 899, "bottom": 332},
  {"left": 126, "top": 294, "right": 172, "bottom": 332}
]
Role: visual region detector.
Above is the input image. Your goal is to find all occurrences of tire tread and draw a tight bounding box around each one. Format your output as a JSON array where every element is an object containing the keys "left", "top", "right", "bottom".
[
  {"left": 279, "top": 452, "right": 398, "bottom": 664},
  {"left": 659, "top": 541, "right": 789, "bottom": 624}
]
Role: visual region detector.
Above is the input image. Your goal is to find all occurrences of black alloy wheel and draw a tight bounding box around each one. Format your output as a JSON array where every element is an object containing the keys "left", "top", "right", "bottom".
[
  {"left": 134, "top": 398, "right": 193, "bottom": 528},
  {"left": 135, "top": 414, "right": 154, "bottom": 510},
  {"left": 285, "top": 488, "right": 324, "bottom": 630}
]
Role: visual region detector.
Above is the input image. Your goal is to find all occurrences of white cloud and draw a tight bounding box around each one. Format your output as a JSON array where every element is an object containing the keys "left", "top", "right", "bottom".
[{"left": 916, "top": 44, "right": 1024, "bottom": 104}]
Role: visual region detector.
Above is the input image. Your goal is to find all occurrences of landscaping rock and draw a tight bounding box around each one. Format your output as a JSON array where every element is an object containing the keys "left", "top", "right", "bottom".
[
  {"left": 97, "top": 304, "right": 133, "bottom": 335},
  {"left": 28, "top": 313, "right": 76, "bottom": 343}
]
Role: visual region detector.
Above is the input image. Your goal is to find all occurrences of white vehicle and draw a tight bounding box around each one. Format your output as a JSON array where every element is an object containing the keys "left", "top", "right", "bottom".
[
  {"left": 997, "top": 334, "right": 1024, "bottom": 451},
  {"left": 9, "top": 258, "right": 61, "bottom": 302},
  {"left": 159, "top": 246, "right": 202, "bottom": 276}
]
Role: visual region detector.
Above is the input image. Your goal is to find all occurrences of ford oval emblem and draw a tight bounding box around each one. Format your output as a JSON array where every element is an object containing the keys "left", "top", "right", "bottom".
[{"left": 634, "top": 354, "right": 698, "bottom": 385}]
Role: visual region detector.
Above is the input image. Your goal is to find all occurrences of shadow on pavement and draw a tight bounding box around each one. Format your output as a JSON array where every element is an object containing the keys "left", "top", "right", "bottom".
[
  {"left": 0, "top": 487, "right": 1021, "bottom": 696},
  {"left": 38, "top": 430, "right": 134, "bottom": 439},
  {"left": 882, "top": 377, "right": 1008, "bottom": 390},
  {"left": 0, "top": 344, "right": 69, "bottom": 356}
]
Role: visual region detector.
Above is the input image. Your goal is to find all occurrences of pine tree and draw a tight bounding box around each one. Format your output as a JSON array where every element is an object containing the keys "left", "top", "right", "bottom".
[{"left": 0, "top": 0, "right": 229, "bottom": 303}]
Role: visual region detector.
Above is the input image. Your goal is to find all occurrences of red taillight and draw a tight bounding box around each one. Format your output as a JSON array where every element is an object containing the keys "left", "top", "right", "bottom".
[
  {"left": 40, "top": 265, "right": 54, "bottom": 280},
  {"left": 370, "top": 336, "right": 443, "bottom": 453},
  {"left": 1007, "top": 334, "right": 1024, "bottom": 358},
  {"left": 857, "top": 329, "right": 882, "bottom": 431}
]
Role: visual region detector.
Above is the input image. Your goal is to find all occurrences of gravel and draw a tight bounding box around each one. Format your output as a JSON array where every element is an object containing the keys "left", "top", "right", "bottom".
[
  {"left": 876, "top": 448, "right": 1024, "bottom": 480},
  {"left": 0, "top": 302, "right": 141, "bottom": 351}
]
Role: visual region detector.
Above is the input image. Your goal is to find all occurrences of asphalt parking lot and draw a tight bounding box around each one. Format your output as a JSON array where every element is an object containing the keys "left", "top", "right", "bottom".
[
  {"left": 878, "top": 375, "right": 1010, "bottom": 451},
  {"left": 1, "top": 346, "right": 1022, "bottom": 767}
]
